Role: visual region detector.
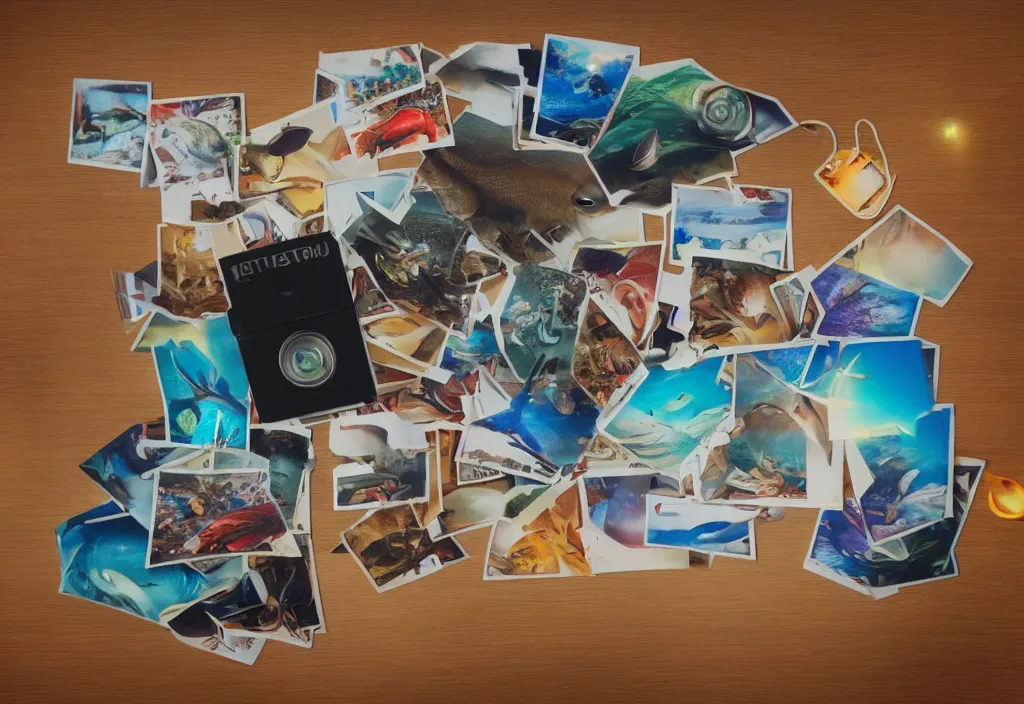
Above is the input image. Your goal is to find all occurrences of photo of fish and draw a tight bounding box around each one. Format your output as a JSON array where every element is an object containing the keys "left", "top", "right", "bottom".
[
  {"left": 816, "top": 339, "right": 934, "bottom": 440},
  {"left": 498, "top": 265, "right": 587, "bottom": 381},
  {"left": 331, "top": 420, "right": 430, "bottom": 510},
  {"left": 68, "top": 79, "right": 150, "bottom": 171},
  {"left": 485, "top": 481, "right": 591, "bottom": 579},
  {"left": 79, "top": 420, "right": 201, "bottom": 527},
  {"left": 602, "top": 357, "right": 731, "bottom": 472},
  {"left": 571, "top": 241, "right": 661, "bottom": 344},
  {"left": 572, "top": 299, "right": 644, "bottom": 407},
  {"left": 318, "top": 45, "right": 425, "bottom": 112},
  {"left": 154, "top": 223, "right": 228, "bottom": 318},
  {"left": 531, "top": 35, "right": 638, "bottom": 149},
  {"left": 57, "top": 502, "right": 244, "bottom": 622},
  {"left": 697, "top": 353, "right": 839, "bottom": 507},
  {"left": 688, "top": 256, "right": 793, "bottom": 354},
  {"left": 582, "top": 474, "right": 691, "bottom": 573},
  {"left": 644, "top": 495, "right": 756, "bottom": 558},
  {"left": 148, "top": 469, "right": 288, "bottom": 566},
  {"left": 418, "top": 111, "right": 619, "bottom": 264},
  {"left": 670, "top": 184, "right": 792, "bottom": 268},
  {"left": 851, "top": 405, "right": 954, "bottom": 543},
  {"left": 239, "top": 100, "right": 377, "bottom": 200},
  {"left": 342, "top": 504, "right": 466, "bottom": 592},
  {"left": 346, "top": 76, "right": 454, "bottom": 159},
  {"left": 150, "top": 315, "right": 250, "bottom": 449},
  {"left": 810, "top": 262, "right": 922, "bottom": 338},
  {"left": 588, "top": 59, "right": 795, "bottom": 209},
  {"left": 821, "top": 206, "right": 972, "bottom": 307},
  {"left": 148, "top": 94, "right": 244, "bottom": 222},
  {"left": 249, "top": 426, "right": 314, "bottom": 531}
]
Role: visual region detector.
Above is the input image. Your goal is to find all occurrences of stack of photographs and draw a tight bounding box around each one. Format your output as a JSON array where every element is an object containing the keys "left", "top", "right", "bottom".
[{"left": 62, "top": 32, "right": 985, "bottom": 664}]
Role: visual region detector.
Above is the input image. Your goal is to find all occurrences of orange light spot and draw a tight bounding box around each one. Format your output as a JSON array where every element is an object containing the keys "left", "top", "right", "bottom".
[{"left": 987, "top": 474, "right": 1024, "bottom": 520}]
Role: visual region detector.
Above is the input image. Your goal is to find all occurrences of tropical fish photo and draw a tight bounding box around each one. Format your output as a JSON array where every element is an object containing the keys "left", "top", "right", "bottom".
[
  {"left": 588, "top": 59, "right": 795, "bottom": 209},
  {"left": 68, "top": 78, "right": 151, "bottom": 171},
  {"left": 531, "top": 35, "right": 638, "bottom": 148}
]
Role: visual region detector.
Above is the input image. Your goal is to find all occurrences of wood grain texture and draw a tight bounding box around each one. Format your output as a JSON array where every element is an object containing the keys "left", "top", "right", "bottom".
[{"left": 2, "top": 1, "right": 1023, "bottom": 701}]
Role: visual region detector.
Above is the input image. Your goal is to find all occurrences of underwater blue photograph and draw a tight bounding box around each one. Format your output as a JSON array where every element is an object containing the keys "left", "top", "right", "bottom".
[
  {"left": 812, "top": 263, "right": 921, "bottom": 338},
  {"left": 57, "top": 502, "right": 241, "bottom": 622},
  {"left": 533, "top": 35, "right": 637, "bottom": 147},
  {"left": 645, "top": 495, "right": 754, "bottom": 558},
  {"left": 152, "top": 316, "right": 250, "bottom": 449},
  {"left": 604, "top": 358, "right": 730, "bottom": 471}
]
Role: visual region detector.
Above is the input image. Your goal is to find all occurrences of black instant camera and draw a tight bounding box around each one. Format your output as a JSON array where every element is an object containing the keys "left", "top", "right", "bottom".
[{"left": 220, "top": 233, "right": 376, "bottom": 423}]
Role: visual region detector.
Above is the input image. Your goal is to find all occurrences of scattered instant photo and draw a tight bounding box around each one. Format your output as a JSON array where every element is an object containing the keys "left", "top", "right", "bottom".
[
  {"left": 147, "top": 469, "right": 289, "bottom": 567},
  {"left": 818, "top": 206, "right": 972, "bottom": 307},
  {"left": 571, "top": 241, "right": 662, "bottom": 345},
  {"left": 687, "top": 256, "right": 796, "bottom": 354},
  {"left": 484, "top": 480, "right": 591, "bottom": 579},
  {"left": 848, "top": 404, "right": 955, "bottom": 544},
  {"left": 155, "top": 223, "right": 228, "bottom": 318},
  {"left": 249, "top": 425, "right": 315, "bottom": 531},
  {"left": 530, "top": 35, "right": 638, "bottom": 149},
  {"left": 581, "top": 473, "right": 691, "bottom": 573},
  {"left": 342, "top": 504, "right": 467, "bottom": 592},
  {"left": 329, "top": 413, "right": 431, "bottom": 510},
  {"left": 318, "top": 45, "right": 426, "bottom": 113},
  {"left": 147, "top": 94, "right": 245, "bottom": 223},
  {"left": 345, "top": 75, "right": 454, "bottom": 159},
  {"left": 602, "top": 357, "right": 731, "bottom": 472},
  {"left": 670, "top": 183, "right": 793, "bottom": 268},
  {"left": 644, "top": 494, "right": 757, "bottom": 559},
  {"left": 68, "top": 79, "right": 151, "bottom": 171},
  {"left": 588, "top": 59, "right": 795, "bottom": 210},
  {"left": 149, "top": 315, "right": 250, "bottom": 449},
  {"left": 239, "top": 100, "right": 377, "bottom": 199},
  {"left": 57, "top": 502, "right": 243, "bottom": 622}
]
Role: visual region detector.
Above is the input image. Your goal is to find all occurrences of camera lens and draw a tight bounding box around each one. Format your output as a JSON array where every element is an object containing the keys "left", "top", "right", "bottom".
[{"left": 279, "top": 332, "right": 335, "bottom": 388}]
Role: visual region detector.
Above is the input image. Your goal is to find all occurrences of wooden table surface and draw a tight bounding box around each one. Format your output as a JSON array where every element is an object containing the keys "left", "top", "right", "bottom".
[{"left": 2, "top": 1, "right": 1022, "bottom": 701}]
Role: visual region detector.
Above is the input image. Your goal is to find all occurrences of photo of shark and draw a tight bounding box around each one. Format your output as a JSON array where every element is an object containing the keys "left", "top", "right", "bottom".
[{"left": 644, "top": 495, "right": 756, "bottom": 558}]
